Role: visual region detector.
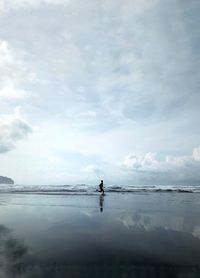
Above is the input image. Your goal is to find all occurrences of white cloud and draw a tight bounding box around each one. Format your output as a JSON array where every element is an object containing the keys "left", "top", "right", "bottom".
[
  {"left": 193, "top": 146, "right": 200, "bottom": 161},
  {"left": 0, "top": 85, "right": 30, "bottom": 100},
  {"left": 82, "top": 164, "right": 104, "bottom": 176},
  {"left": 0, "top": 1, "right": 4, "bottom": 14},
  {"left": 78, "top": 111, "right": 97, "bottom": 118},
  {"left": 123, "top": 152, "right": 158, "bottom": 170},
  {"left": 0, "top": 0, "right": 70, "bottom": 14},
  {"left": 122, "top": 152, "right": 189, "bottom": 172},
  {"left": 122, "top": 146, "right": 200, "bottom": 183},
  {"left": 0, "top": 40, "right": 13, "bottom": 66},
  {"left": 0, "top": 108, "right": 32, "bottom": 153},
  {"left": 0, "top": 40, "right": 34, "bottom": 103}
]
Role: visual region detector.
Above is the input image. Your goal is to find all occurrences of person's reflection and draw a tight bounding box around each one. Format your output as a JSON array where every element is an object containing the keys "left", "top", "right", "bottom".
[{"left": 99, "top": 194, "right": 104, "bottom": 212}]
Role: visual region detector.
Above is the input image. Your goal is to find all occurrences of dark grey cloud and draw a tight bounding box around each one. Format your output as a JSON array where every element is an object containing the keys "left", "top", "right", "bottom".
[{"left": 0, "top": 108, "right": 32, "bottom": 154}]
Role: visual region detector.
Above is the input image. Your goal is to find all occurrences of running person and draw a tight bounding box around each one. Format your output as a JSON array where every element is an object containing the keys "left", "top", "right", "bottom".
[{"left": 99, "top": 180, "right": 104, "bottom": 194}]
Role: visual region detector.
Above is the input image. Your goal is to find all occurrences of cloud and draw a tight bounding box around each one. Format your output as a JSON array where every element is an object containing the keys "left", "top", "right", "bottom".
[
  {"left": 0, "top": 40, "right": 34, "bottom": 103},
  {"left": 122, "top": 151, "right": 194, "bottom": 172},
  {"left": 0, "top": 40, "right": 12, "bottom": 66},
  {"left": 0, "top": 0, "right": 199, "bottom": 184},
  {"left": 0, "top": 0, "right": 70, "bottom": 14},
  {"left": 0, "top": 85, "right": 30, "bottom": 100},
  {"left": 1, "top": 1, "right": 199, "bottom": 126},
  {"left": 123, "top": 152, "right": 158, "bottom": 170},
  {"left": 122, "top": 146, "right": 200, "bottom": 184},
  {"left": 82, "top": 164, "right": 104, "bottom": 176},
  {"left": 193, "top": 146, "right": 200, "bottom": 161},
  {"left": 0, "top": 107, "right": 32, "bottom": 153}
]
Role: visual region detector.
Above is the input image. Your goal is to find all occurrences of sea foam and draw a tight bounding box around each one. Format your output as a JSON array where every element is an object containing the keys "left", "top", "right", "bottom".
[{"left": 0, "top": 184, "right": 199, "bottom": 194}]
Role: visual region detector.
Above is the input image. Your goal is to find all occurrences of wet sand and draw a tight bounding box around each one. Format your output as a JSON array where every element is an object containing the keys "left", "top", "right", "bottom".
[{"left": 0, "top": 192, "right": 200, "bottom": 277}]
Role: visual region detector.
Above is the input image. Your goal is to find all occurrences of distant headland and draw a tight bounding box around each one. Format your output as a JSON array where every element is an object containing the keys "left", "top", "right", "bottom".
[{"left": 0, "top": 176, "right": 14, "bottom": 184}]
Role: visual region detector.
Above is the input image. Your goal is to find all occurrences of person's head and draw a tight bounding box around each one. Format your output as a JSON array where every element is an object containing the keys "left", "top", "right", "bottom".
[{"left": 101, "top": 180, "right": 103, "bottom": 183}]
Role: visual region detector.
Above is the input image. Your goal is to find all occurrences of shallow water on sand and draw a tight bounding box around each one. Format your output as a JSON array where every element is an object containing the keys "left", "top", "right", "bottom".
[{"left": 0, "top": 192, "right": 200, "bottom": 277}]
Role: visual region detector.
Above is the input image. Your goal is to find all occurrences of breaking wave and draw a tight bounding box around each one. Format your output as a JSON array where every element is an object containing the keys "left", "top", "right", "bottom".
[{"left": 0, "top": 184, "right": 200, "bottom": 194}]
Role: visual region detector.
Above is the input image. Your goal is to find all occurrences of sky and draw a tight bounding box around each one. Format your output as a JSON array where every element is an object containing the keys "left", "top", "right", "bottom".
[{"left": 0, "top": 0, "right": 200, "bottom": 185}]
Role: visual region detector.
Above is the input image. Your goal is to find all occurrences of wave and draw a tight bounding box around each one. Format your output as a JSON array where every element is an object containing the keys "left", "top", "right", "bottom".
[{"left": 0, "top": 184, "right": 200, "bottom": 194}]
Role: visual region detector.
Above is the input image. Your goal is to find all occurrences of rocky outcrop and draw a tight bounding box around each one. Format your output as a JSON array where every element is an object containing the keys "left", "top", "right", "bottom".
[{"left": 0, "top": 176, "right": 14, "bottom": 184}]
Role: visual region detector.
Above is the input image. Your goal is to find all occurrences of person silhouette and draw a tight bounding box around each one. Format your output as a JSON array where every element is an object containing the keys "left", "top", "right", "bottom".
[
  {"left": 99, "top": 194, "right": 104, "bottom": 212},
  {"left": 99, "top": 180, "right": 104, "bottom": 194}
]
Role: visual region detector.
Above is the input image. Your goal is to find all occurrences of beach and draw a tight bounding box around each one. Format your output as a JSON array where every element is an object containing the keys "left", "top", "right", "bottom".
[{"left": 0, "top": 191, "right": 200, "bottom": 277}]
